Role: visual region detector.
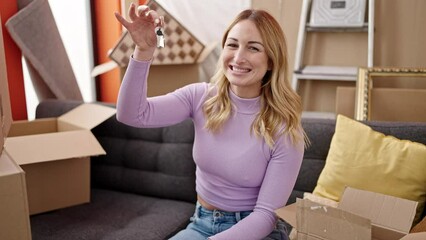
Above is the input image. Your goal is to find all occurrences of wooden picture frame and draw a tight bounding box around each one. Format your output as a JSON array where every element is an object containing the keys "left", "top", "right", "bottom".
[{"left": 355, "top": 67, "right": 426, "bottom": 121}]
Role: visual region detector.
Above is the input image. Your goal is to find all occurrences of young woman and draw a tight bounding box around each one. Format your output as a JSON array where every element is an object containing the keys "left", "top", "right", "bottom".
[{"left": 115, "top": 3, "right": 307, "bottom": 239}]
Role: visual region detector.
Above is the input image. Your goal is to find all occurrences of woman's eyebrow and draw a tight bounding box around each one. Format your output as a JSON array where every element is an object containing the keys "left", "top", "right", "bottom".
[
  {"left": 227, "top": 37, "right": 264, "bottom": 47},
  {"left": 226, "top": 37, "right": 238, "bottom": 42},
  {"left": 248, "top": 41, "right": 264, "bottom": 47}
]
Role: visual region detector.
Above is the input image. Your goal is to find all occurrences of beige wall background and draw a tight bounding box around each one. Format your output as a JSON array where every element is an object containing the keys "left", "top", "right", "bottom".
[{"left": 252, "top": 0, "right": 426, "bottom": 113}]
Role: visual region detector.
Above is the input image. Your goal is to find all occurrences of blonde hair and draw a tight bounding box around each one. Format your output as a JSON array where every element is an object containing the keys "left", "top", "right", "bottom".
[{"left": 203, "top": 9, "right": 308, "bottom": 148}]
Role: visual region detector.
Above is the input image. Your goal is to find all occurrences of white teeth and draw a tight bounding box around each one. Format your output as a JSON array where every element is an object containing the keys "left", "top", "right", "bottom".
[{"left": 232, "top": 66, "right": 250, "bottom": 73}]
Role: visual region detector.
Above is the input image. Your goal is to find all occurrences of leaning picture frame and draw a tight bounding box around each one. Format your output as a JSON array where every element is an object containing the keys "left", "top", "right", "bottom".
[{"left": 355, "top": 67, "right": 426, "bottom": 121}]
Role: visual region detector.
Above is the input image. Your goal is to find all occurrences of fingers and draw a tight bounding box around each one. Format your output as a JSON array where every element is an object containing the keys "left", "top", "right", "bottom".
[
  {"left": 145, "top": 9, "right": 160, "bottom": 24},
  {"left": 157, "top": 16, "right": 165, "bottom": 28},
  {"left": 153, "top": 16, "right": 164, "bottom": 28},
  {"left": 135, "top": 3, "right": 161, "bottom": 24},
  {"left": 136, "top": 5, "right": 150, "bottom": 18},
  {"left": 114, "top": 12, "right": 130, "bottom": 29},
  {"left": 128, "top": 3, "right": 139, "bottom": 22},
  {"left": 117, "top": 3, "right": 163, "bottom": 27}
]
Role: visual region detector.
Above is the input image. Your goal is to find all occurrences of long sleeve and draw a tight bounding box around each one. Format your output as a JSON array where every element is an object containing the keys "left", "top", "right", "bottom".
[
  {"left": 116, "top": 57, "right": 199, "bottom": 128},
  {"left": 210, "top": 134, "right": 304, "bottom": 240}
]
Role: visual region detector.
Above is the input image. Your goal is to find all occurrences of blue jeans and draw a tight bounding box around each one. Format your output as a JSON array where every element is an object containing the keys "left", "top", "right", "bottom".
[{"left": 169, "top": 202, "right": 289, "bottom": 240}]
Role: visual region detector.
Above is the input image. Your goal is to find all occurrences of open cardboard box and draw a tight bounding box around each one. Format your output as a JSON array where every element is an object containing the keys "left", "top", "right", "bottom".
[
  {"left": 5, "top": 104, "right": 116, "bottom": 215},
  {"left": 0, "top": 15, "right": 116, "bottom": 218},
  {"left": 2, "top": 91, "right": 116, "bottom": 216},
  {"left": 0, "top": 16, "right": 31, "bottom": 239},
  {"left": 276, "top": 187, "right": 420, "bottom": 240}
]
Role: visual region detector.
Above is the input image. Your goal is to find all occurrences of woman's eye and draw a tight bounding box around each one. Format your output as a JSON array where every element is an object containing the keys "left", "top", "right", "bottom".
[
  {"left": 226, "top": 43, "right": 238, "bottom": 48},
  {"left": 249, "top": 46, "right": 260, "bottom": 51}
]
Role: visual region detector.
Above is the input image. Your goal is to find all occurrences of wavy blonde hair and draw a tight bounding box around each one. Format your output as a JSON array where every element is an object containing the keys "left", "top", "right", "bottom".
[{"left": 203, "top": 9, "right": 308, "bottom": 148}]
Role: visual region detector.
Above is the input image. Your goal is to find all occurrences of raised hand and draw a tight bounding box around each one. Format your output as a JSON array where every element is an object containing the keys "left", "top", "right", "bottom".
[{"left": 114, "top": 3, "right": 163, "bottom": 60}]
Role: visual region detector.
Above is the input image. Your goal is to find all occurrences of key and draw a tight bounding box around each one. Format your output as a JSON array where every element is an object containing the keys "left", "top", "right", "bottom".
[{"left": 156, "top": 27, "right": 165, "bottom": 48}]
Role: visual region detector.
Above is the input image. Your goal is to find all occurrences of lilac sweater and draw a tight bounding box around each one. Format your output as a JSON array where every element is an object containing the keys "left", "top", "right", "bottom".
[{"left": 116, "top": 58, "right": 304, "bottom": 240}]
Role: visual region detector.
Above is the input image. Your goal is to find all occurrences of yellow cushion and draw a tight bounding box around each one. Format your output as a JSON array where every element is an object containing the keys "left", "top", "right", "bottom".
[{"left": 313, "top": 115, "right": 426, "bottom": 224}]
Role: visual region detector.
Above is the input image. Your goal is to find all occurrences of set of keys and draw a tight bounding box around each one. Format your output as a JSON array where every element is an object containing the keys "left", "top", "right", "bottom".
[{"left": 155, "top": 27, "right": 165, "bottom": 48}]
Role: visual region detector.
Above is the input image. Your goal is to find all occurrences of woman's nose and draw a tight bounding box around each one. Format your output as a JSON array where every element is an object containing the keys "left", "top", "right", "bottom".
[{"left": 234, "top": 48, "right": 247, "bottom": 63}]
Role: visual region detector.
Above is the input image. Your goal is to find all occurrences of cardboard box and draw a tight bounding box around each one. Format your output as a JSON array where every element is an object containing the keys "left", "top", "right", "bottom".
[
  {"left": 335, "top": 86, "right": 426, "bottom": 121},
  {"left": 91, "top": 41, "right": 220, "bottom": 97},
  {"left": 400, "top": 232, "right": 426, "bottom": 240},
  {"left": 91, "top": 0, "right": 221, "bottom": 97},
  {"left": 1, "top": 15, "right": 31, "bottom": 239},
  {"left": 276, "top": 187, "right": 418, "bottom": 240},
  {"left": 146, "top": 42, "right": 219, "bottom": 97},
  {"left": 0, "top": 153, "right": 31, "bottom": 240},
  {"left": 4, "top": 104, "right": 116, "bottom": 215},
  {"left": 296, "top": 198, "right": 372, "bottom": 240},
  {"left": 1, "top": 14, "right": 116, "bottom": 216},
  {"left": 339, "top": 188, "right": 418, "bottom": 240}
]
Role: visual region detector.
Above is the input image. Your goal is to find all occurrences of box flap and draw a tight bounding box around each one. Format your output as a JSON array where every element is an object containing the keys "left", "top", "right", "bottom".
[
  {"left": 0, "top": 111, "right": 4, "bottom": 154},
  {"left": 8, "top": 118, "right": 58, "bottom": 137},
  {"left": 276, "top": 203, "right": 296, "bottom": 228},
  {"left": 339, "top": 187, "right": 418, "bottom": 234},
  {"left": 400, "top": 232, "right": 426, "bottom": 240},
  {"left": 297, "top": 198, "right": 372, "bottom": 240},
  {"left": 0, "top": 21, "right": 12, "bottom": 154},
  {"left": 339, "top": 187, "right": 418, "bottom": 235},
  {"left": 5, "top": 130, "right": 105, "bottom": 165},
  {"left": 0, "top": 152, "right": 24, "bottom": 177},
  {"left": 58, "top": 103, "right": 116, "bottom": 131},
  {"left": 0, "top": 151, "right": 31, "bottom": 240}
]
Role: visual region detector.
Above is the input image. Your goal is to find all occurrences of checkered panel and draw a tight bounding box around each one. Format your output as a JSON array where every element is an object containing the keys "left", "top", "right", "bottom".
[
  {"left": 108, "top": 0, "right": 205, "bottom": 66},
  {"left": 108, "top": 31, "right": 134, "bottom": 67}
]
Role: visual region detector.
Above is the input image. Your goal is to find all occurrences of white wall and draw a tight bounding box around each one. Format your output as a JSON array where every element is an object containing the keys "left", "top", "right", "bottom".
[
  {"left": 156, "top": 0, "right": 251, "bottom": 45},
  {"left": 23, "top": 0, "right": 94, "bottom": 120}
]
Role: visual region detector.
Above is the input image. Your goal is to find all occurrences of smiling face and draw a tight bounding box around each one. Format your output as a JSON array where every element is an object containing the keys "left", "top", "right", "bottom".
[{"left": 222, "top": 19, "right": 270, "bottom": 98}]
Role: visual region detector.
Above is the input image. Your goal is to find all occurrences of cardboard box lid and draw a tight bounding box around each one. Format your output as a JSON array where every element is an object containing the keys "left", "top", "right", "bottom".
[
  {"left": 400, "top": 232, "right": 426, "bottom": 240},
  {"left": 0, "top": 19, "right": 12, "bottom": 155},
  {"left": 276, "top": 194, "right": 339, "bottom": 229},
  {"left": 0, "top": 151, "right": 24, "bottom": 177},
  {"left": 339, "top": 187, "right": 418, "bottom": 236},
  {"left": 276, "top": 202, "right": 297, "bottom": 228},
  {"left": 57, "top": 103, "right": 116, "bottom": 131},
  {"left": 0, "top": 151, "right": 31, "bottom": 240},
  {"left": 277, "top": 189, "right": 419, "bottom": 240},
  {"left": 5, "top": 129, "right": 105, "bottom": 165},
  {"left": 2, "top": 100, "right": 114, "bottom": 165},
  {"left": 296, "top": 198, "right": 372, "bottom": 240}
]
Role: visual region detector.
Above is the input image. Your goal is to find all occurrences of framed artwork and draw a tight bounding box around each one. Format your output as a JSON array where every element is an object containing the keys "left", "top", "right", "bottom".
[{"left": 355, "top": 67, "right": 426, "bottom": 121}]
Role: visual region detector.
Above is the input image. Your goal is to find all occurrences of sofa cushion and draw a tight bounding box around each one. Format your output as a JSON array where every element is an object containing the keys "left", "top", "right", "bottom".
[
  {"left": 30, "top": 189, "right": 195, "bottom": 240},
  {"left": 313, "top": 115, "right": 426, "bottom": 224},
  {"left": 91, "top": 117, "right": 196, "bottom": 203}
]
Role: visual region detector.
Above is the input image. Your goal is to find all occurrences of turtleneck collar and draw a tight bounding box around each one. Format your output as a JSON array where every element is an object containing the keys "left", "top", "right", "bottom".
[{"left": 229, "top": 89, "right": 261, "bottom": 114}]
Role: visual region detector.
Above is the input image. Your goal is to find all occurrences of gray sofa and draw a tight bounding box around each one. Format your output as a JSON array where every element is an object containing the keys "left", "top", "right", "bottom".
[{"left": 30, "top": 100, "right": 426, "bottom": 240}]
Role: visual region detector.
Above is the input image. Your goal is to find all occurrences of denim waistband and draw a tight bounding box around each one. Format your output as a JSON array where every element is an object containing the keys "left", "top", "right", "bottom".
[{"left": 195, "top": 202, "right": 253, "bottom": 222}]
